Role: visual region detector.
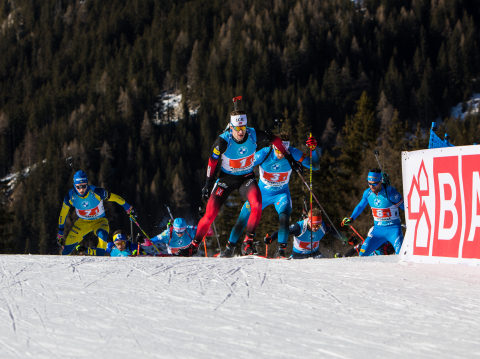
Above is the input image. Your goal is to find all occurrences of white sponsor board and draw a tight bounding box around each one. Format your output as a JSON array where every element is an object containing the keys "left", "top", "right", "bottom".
[{"left": 401, "top": 145, "right": 480, "bottom": 265}]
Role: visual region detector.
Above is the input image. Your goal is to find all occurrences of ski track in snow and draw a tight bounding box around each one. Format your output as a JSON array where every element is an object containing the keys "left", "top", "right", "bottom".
[{"left": 0, "top": 255, "right": 479, "bottom": 359}]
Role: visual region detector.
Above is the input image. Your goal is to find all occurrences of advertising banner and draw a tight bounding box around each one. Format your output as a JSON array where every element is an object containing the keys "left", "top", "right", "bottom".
[{"left": 401, "top": 146, "right": 480, "bottom": 265}]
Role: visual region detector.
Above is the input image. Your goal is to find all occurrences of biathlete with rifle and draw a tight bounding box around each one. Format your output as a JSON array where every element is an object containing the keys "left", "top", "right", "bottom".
[
  {"left": 148, "top": 218, "right": 212, "bottom": 255},
  {"left": 341, "top": 168, "right": 404, "bottom": 256},
  {"left": 57, "top": 170, "right": 136, "bottom": 256},
  {"left": 223, "top": 131, "right": 319, "bottom": 258},
  {"left": 265, "top": 207, "right": 331, "bottom": 259},
  {"left": 177, "top": 106, "right": 302, "bottom": 257}
]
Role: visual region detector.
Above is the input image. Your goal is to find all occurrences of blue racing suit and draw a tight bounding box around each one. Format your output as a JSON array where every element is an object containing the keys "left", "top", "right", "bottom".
[
  {"left": 228, "top": 146, "right": 319, "bottom": 244},
  {"left": 151, "top": 226, "right": 198, "bottom": 255},
  {"left": 350, "top": 185, "right": 404, "bottom": 256}
]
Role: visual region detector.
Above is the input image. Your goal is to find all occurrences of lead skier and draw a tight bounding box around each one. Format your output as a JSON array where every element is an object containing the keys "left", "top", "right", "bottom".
[
  {"left": 222, "top": 131, "right": 319, "bottom": 258},
  {"left": 57, "top": 170, "right": 135, "bottom": 256},
  {"left": 341, "top": 168, "right": 404, "bottom": 256},
  {"left": 177, "top": 109, "right": 301, "bottom": 257}
]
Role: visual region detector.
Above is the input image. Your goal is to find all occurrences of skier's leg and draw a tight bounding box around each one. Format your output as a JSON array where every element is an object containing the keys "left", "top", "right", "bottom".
[
  {"left": 386, "top": 225, "right": 404, "bottom": 254},
  {"left": 62, "top": 219, "right": 89, "bottom": 255},
  {"left": 239, "top": 179, "right": 263, "bottom": 236},
  {"left": 273, "top": 192, "right": 292, "bottom": 245},
  {"left": 194, "top": 180, "right": 234, "bottom": 241},
  {"left": 359, "top": 227, "right": 385, "bottom": 256},
  {"left": 93, "top": 218, "right": 109, "bottom": 249},
  {"left": 228, "top": 201, "right": 251, "bottom": 244}
]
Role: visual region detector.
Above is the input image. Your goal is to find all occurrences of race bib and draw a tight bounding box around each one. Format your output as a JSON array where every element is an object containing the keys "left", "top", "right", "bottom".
[
  {"left": 76, "top": 203, "right": 104, "bottom": 219},
  {"left": 228, "top": 154, "right": 254, "bottom": 169},
  {"left": 372, "top": 208, "right": 398, "bottom": 221},
  {"left": 263, "top": 171, "right": 289, "bottom": 183},
  {"left": 298, "top": 241, "right": 319, "bottom": 251}
]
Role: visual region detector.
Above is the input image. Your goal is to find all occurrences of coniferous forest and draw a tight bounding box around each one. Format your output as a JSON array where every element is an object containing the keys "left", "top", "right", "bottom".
[{"left": 0, "top": 0, "right": 479, "bottom": 256}]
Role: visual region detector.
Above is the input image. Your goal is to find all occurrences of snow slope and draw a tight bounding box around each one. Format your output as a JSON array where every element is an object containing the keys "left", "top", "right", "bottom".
[{"left": 1, "top": 255, "right": 479, "bottom": 358}]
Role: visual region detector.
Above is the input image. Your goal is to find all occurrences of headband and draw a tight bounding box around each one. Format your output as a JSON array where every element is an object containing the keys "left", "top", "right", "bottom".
[
  {"left": 308, "top": 215, "right": 322, "bottom": 225},
  {"left": 114, "top": 233, "right": 126, "bottom": 242},
  {"left": 367, "top": 172, "right": 383, "bottom": 182},
  {"left": 230, "top": 114, "right": 247, "bottom": 127}
]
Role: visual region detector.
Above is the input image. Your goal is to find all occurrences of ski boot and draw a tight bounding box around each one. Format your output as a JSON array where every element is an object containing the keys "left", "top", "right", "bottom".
[
  {"left": 274, "top": 243, "right": 286, "bottom": 259},
  {"left": 241, "top": 234, "right": 258, "bottom": 256},
  {"left": 220, "top": 242, "right": 236, "bottom": 258}
]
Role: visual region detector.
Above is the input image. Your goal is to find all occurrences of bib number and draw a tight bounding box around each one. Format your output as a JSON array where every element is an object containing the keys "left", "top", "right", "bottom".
[
  {"left": 263, "top": 171, "right": 289, "bottom": 183},
  {"left": 78, "top": 207, "right": 100, "bottom": 217},
  {"left": 229, "top": 154, "right": 254, "bottom": 169},
  {"left": 372, "top": 208, "right": 395, "bottom": 221}
]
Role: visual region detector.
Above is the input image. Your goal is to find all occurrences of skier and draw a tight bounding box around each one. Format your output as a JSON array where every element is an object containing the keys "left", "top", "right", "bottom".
[
  {"left": 57, "top": 170, "right": 135, "bottom": 256},
  {"left": 222, "top": 132, "right": 319, "bottom": 258},
  {"left": 341, "top": 168, "right": 404, "bottom": 256},
  {"left": 264, "top": 207, "right": 331, "bottom": 259},
  {"left": 149, "top": 218, "right": 208, "bottom": 255},
  {"left": 76, "top": 230, "right": 145, "bottom": 256},
  {"left": 177, "top": 109, "right": 301, "bottom": 257},
  {"left": 108, "top": 230, "right": 144, "bottom": 257}
]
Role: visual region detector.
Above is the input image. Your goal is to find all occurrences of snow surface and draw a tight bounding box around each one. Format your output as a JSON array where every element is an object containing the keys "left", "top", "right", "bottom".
[{"left": 1, "top": 255, "right": 480, "bottom": 358}]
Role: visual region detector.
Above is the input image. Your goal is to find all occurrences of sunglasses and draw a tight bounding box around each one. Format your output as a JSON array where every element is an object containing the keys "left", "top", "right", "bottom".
[
  {"left": 232, "top": 125, "right": 246, "bottom": 131},
  {"left": 310, "top": 224, "right": 321, "bottom": 229},
  {"left": 115, "top": 241, "right": 126, "bottom": 246},
  {"left": 75, "top": 184, "right": 87, "bottom": 189},
  {"left": 368, "top": 181, "right": 382, "bottom": 186}
]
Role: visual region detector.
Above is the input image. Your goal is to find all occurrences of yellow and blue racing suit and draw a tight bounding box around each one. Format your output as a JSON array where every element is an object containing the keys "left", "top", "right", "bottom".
[{"left": 58, "top": 185, "right": 131, "bottom": 256}]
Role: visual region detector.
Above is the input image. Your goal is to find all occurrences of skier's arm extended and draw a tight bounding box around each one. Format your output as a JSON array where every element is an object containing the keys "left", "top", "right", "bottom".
[
  {"left": 58, "top": 195, "right": 72, "bottom": 239},
  {"left": 93, "top": 187, "right": 132, "bottom": 211},
  {"left": 291, "top": 147, "right": 320, "bottom": 171},
  {"left": 350, "top": 191, "right": 369, "bottom": 220}
]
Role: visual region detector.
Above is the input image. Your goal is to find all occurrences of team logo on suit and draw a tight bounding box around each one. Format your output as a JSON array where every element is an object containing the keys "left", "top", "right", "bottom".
[
  {"left": 237, "top": 147, "right": 247, "bottom": 155},
  {"left": 81, "top": 201, "right": 89, "bottom": 208},
  {"left": 271, "top": 163, "right": 280, "bottom": 170}
]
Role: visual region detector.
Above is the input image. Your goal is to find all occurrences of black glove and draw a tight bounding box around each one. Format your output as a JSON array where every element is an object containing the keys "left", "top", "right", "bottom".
[
  {"left": 76, "top": 244, "right": 87, "bottom": 253},
  {"left": 325, "top": 223, "right": 332, "bottom": 234},
  {"left": 347, "top": 234, "right": 358, "bottom": 246},
  {"left": 128, "top": 207, "right": 137, "bottom": 217},
  {"left": 136, "top": 233, "right": 145, "bottom": 244},
  {"left": 264, "top": 234, "right": 275, "bottom": 245},
  {"left": 285, "top": 154, "right": 303, "bottom": 175},
  {"left": 202, "top": 181, "right": 214, "bottom": 201},
  {"left": 176, "top": 241, "right": 200, "bottom": 257}
]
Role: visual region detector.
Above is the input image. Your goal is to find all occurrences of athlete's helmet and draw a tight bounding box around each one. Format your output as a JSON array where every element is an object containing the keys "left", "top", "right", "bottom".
[
  {"left": 173, "top": 218, "right": 187, "bottom": 233},
  {"left": 73, "top": 170, "right": 88, "bottom": 185}
]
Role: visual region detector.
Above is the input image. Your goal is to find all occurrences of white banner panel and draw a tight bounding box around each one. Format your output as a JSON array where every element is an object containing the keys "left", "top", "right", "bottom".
[{"left": 401, "top": 145, "right": 480, "bottom": 266}]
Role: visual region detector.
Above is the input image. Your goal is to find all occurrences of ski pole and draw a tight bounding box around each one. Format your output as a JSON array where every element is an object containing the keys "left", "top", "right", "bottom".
[
  {"left": 309, "top": 133, "right": 313, "bottom": 257},
  {"left": 293, "top": 168, "right": 347, "bottom": 242},
  {"left": 129, "top": 214, "right": 162, "bottom": 254},
  {"left": 212, "top": 221, "right": 222, "bottom": 254},
  {"left": 341, "top": 222, "right": 366, "bottom": 243},
  {"left": 203, "top": 236, "right": 208, "bottom": 257}
]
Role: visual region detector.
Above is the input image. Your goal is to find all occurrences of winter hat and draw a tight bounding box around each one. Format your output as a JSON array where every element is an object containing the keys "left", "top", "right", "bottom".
[
  {"left": 73, "top": 170, "right": 88, "bottom": 185},
  {"left": 173, "top": 218, "right": 187, "bottom": 233},
  {"left": 230, "top": 114, "right": 247, "bottom": 127}
]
